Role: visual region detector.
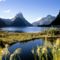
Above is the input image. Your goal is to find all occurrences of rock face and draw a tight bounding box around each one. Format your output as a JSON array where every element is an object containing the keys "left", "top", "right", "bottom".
[
  {"left": 0, "top": 12, "right": 60, "bottom": 27},
  {"left": 32, "top": 15, "right": 55, "bottom": 26},
  {"left": 0, "top": 18, "right": 7, "bottom": 27},
  {"left": 50, "top": 12, "right": 60, "bottom": 26},
  {"left": 0, "top": 13, "right": 32, "bottom": 28},
  {"left": 12, "top": 13, "right": 32, "bottom": 27}
]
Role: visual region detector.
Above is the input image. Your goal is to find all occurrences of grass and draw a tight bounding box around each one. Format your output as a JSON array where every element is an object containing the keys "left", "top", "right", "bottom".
[
  {"left": 32, "top": 39, "right": 60, "bottom": 60},
  {"left": 0, "top": 27, "right": 60, "bottom": 60},
  {"left": 0, "top": 48, "right": 3, "bottom": 60},
  {"left": 0, "top": 30, "right": 60, "bottom": 45},
  {"left": 0, "top": 56, "right": 2, "bottom": 60}
]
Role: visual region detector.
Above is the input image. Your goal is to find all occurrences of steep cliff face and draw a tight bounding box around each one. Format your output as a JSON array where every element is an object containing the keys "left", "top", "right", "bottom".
[
  {"left": 12, "top": 13, "right": 32, "bottom": 27},
  {"left": 0, "top": 13, "right": 32, "bottom": 28},
  {"left": 50, "top": 12, "right": 60, "bottom": 26},
  {"left": 0, "top": 18, "right": 7, "bottom": 27}
]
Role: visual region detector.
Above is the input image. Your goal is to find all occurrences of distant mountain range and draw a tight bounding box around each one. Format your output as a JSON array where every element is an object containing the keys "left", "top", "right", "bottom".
[
  {"left": 32, "top": 11, "right": 60, "bottom": 27},
  {"left": 32, "top": 15, "right": 55, "bottom": 26},
  {"left": 0, "top": 12, "right": 60, "bottom": 27},
  {"left": 0, "top": 13, "right": 32, "bottom": 27}
]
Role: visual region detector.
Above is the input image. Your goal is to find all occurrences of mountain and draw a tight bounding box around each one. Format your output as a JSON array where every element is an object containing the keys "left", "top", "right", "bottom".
[
  {"left": 0, "top": 13, "right": 32, "bottom": 28},
  {"left": 0, "top": 12, "right": 60, "bottom": 27},
  {"left": 50, "top": 11, "right": 60, "bottom": 26},
  {"left": 2, "top": 19, "right": 12, "bottom": 26},
  {"left": 12, "top": 13, "right": 32, "bottom": 27},
  {"left": 0, "top": 18, "right": 7, "bottom": 27},
  {"left": 32, "top": 15, "right": 55, "bottom": 26},
  {"left": 0, "top": 18, "right": 12, "bottom": 27}
]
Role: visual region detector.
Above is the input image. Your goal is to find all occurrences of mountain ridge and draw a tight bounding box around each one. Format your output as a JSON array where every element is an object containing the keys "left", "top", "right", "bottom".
[
  {"left": 0, "top": 13, "right": 32, "bottom": 27},
  {"left": 0, "top": 12, "right": 60, "bottom": 27},
  {"left": 32, "top": 15, "right": 55, "bottom": 26},
  {"left": 50, "top": 11, "right": 60, "bottom": 26}
]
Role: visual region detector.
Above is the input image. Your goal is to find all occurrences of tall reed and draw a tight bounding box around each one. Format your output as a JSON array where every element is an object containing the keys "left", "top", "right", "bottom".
[{"left": 10, "top": 48, "right": 21, "bottom": 60}]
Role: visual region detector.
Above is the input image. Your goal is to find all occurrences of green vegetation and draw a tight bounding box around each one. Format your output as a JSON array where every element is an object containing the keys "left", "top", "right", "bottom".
[
  {"left": 0, "top": 27, "right": 60, "bottom": 45},
  {"left": 0, "top": 27, "right": 60, "bottom": 60},
  {"left": 10, "top": 48, "right": 21, "bottom": 60},
  {"left": 31, "top": 27, "right": 60, "bottom": 60},
  {"left": 0, "top": 44, "right": 21, "bottom": 60},
  {"left": 32, "top": 38, "right": 60, "bottom": 60}
]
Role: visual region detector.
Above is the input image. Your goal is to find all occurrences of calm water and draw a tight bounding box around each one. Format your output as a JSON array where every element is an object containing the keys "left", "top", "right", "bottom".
[
  {"left": 0, "top": 27, "right": 47, "bottom": 32},
  {"left": 1, "top": 27, "right": 59, "bottom": 60},
  {"left": 9, "top": 39, "right": 44, "bottom": 60}
]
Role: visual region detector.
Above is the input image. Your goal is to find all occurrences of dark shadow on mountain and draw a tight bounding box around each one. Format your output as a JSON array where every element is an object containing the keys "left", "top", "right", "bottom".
[
  {"left": 0, "top": 13, "right": 32, "bottom": 28},
  {"left": 49, "top": 11, "right": 60, "bottom": 27},
  {"left": 12, "top": 13, "right": 32, "bottom": 27},
  {"left": 0, "top": 18, "right": 7, "bottom": 27},
  {"left": 35, "top": 11, "right": 60, "bottom": 27}
]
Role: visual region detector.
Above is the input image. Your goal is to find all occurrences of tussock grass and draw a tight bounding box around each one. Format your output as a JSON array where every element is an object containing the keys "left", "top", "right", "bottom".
[{"left": 32, "top": 38, "right": 60, "bottom": 60}]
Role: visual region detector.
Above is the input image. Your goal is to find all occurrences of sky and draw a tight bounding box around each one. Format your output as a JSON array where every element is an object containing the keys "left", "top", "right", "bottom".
[{"left": 0, "top": 0, "right": 60, "bottom": 23}]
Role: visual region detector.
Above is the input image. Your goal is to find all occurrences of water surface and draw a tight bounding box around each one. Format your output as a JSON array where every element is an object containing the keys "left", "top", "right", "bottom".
[
  {"left": 9, "top": 39, "right": 44, "bottom": 60},
  {"left": 0, "top": 27, "right": 47, "bottom": 32}
]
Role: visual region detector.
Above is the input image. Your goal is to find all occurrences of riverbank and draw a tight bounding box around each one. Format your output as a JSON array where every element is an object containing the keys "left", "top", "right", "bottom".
[
  {"left": 0, "top": 28, "right": 60, "bottom": 46},
  {"left": 0, "top": 28, "right": 60, "bottom": 47}
]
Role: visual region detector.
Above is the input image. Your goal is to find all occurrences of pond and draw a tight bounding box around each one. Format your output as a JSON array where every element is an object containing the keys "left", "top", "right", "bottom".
[{"left": 8, "top": 39, "right": 44, "bottom": 60}]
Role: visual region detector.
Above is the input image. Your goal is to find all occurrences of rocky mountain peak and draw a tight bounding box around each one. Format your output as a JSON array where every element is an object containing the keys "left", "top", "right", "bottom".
[{"left": 15, "top": 12, "right": 24, "bottom": 18}]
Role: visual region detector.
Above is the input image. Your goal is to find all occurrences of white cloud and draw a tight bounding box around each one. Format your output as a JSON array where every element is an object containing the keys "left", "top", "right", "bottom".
[
  {"left": 0, "top": 0, "right": 6, "bottom": 2},
  {"left": 3, "top": 9, "right": 11, "bottom": 13}
]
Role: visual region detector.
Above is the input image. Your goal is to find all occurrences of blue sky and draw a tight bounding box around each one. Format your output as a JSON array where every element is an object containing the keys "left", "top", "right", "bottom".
[{"left": 0, "top": 0, "right": 60, "bottom": 23}]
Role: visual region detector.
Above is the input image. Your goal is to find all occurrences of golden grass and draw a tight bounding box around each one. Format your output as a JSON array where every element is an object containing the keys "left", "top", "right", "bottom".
[
  {"left": 32, "top": 39, "right": 60, "bottom": 60},
  {"left": 0, "top": 48, "right": 4, "bottom": 55},
  {"left": 0, "top": 27, "right": 60, "bottom": 60},
  {"left": 0, "top": 48, "right": 4, "bottom": 60},
  {"left": 0, "top": 31, "right": 60, "bottom": 45}
]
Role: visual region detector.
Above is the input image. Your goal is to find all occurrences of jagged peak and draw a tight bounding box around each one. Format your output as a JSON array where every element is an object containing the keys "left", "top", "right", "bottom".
[{"left": 15, "top": 12, "right": 24, "bottom": 18}]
